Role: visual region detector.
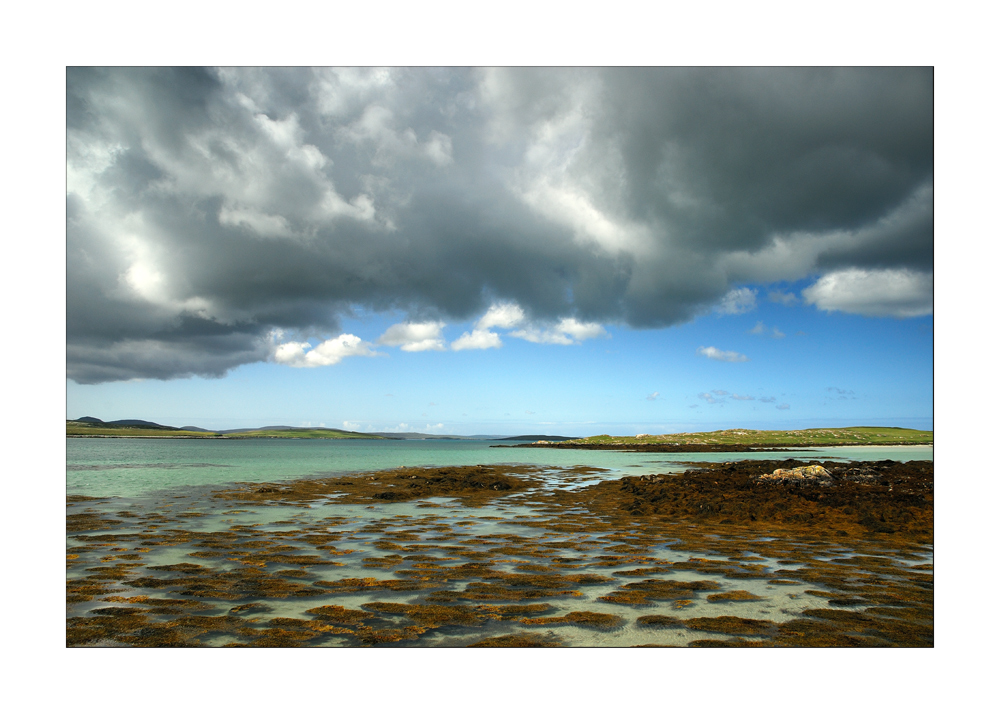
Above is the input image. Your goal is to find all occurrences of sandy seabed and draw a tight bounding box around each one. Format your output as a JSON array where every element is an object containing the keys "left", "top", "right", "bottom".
[{"left": 67, "top": 459, "right": 932, "bottom": 647}]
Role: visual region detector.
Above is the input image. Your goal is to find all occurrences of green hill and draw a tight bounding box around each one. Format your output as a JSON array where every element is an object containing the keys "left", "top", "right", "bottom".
[
  {"left": 67, "top": 419, "right": 386, "bottom": 439},
  {"left": 566, "top": 427, "right": 932, "bottom": 448}
]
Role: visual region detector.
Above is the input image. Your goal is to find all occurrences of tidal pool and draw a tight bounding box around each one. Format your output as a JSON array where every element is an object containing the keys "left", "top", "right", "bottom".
[{"left": 67, "top": 461, "right": 933, "bottom": 647}]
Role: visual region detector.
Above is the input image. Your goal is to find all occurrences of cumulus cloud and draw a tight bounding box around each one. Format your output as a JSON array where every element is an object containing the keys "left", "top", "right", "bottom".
[
  {"left": 67, "top": 67, "right": 932, "bottom": 383},
  {"left": 731, "top": 394, "right": 755, "bottom": 401},
  {"left": 777, "top": 403, "right": 791, "bottom": 410},
  {"left": 646, "top": 392, "right": 659, "bottom": 401},
  {"left": 377, "top": 322, "right": 446, "bottom": 351},
  {"left": 698, "top": 346, "right": 749, "bottom": 362},
  {"left": 272, "top": 333, "right": 379, "bottom": 367},
  {"left": 759, "top": 396, "right": 777, "bottom": 403},
  {"left": 449, "top": 302, "right": 607, "bottom": 350},
  {"left": 450, "top": 302, "right": 525, "bottom": 350},
  {"left": 477, "top": 303, "right": 526, "bottom": 330},
  {"left": 451, "top": 329, "right": 502, "bottom": 351},
  {"left": 802, "top": 268, "right": 933, "bottom": 317},
  {"left": 698, "top": 392, "right": 724, "bottom": 404},
  {"left": 714, "top": 288, "right": 757, "bottom": 315},
  {"left": 511, "top": 318, "right": 607, "bottom": 345}
]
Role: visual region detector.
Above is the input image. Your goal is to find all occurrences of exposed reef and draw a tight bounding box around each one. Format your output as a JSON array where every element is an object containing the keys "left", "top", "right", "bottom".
[
  {"left": 215, "top": 464, "right": 542, "bottom": 507},
  {"left": 67, "top": 459, "right": 932, "bottom": 647}
]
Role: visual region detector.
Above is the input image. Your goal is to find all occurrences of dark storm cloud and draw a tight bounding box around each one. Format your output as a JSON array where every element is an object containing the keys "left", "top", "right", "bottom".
[{"left": 67, "top": 67, "right": 933, "bottom": 383}]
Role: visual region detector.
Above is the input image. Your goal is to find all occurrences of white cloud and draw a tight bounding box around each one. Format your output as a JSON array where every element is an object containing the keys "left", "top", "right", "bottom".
[
  {"left": 699, "top": 392, "right": 724, "bottom": 404},
  {"left": 714, "top": 288, "right": 758, "bottom": 315},
  {"left": 512, "top": 317, "right": 607, "bottom": 345},
  {"left": 803, "top": 268, "right": 933, "bottom": 318},
  {"left": 451, "top": 329, "right": 502, "bottom": 351},
  {"left": 731, "top": 394, "right": 755, "bottom": 401},
  {"left": 777, "top": 403, "right": 791, "bottom": 410},
  {"left": 698, "top": 346, "right": 749, "bottom": 362},
  {"left": 646, "top": 391, "right": 659, "bottom": 401},
  {"left": 559, "top": 318, "right": 607, "bottom": 341},
  {"left": 477, "top": 303, "right": 526, "bottom": 330},
  {"left": 453, "top": 304, "right": 607, "bottom": 350},
  {"left": 377, "top": 322, "right": 446, "bottom": 351},
  {"left": 450, "top": 302, "right": 528, "bottom": 349},
  {"left": 272, "top": 333, "right": 379, "bottom": 367},
  {"left": 342, "top": 421, "right": 361, "bottom": 431}
]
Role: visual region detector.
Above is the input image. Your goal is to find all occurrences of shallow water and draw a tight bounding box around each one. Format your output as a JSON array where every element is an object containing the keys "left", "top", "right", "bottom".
[
  {"left": 66, "top": 440, "right": 932, "bottom": 647},
  {"left": 68, "top": 480, "right": 933, "bottom": 646},
  {"left": 67, "top": 438, "right": 932, "bottom": 499}
]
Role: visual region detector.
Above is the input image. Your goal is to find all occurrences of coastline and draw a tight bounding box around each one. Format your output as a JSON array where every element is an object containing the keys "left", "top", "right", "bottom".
[{"left": 493, "top": 442, "right": 932, "bottom": 453}]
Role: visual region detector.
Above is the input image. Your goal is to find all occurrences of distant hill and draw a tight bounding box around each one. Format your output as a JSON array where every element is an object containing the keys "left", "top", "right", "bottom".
[
  {"left": 368, "top": 432, "right": 464, "bottom": 440},
  {"left": 73, "top": 417, "right": 180, "bottom": 430},
  {"left": 67, "top": 419, "right": 388, "bottom": 439},
  {"left": 67, "top": 419, "right": 572, "bottom": 441},
  {"left": 67, "top": 418, "right": 213, "bottom": 438},
  {"left": 219, "top": 426, "right": 387, "bottom": 439}
]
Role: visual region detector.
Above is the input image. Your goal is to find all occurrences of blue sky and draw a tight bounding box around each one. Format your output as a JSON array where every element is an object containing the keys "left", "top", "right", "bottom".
[
  {"left": 66, "top": 68, "right": 933, "bottom": 435},
  {"left": 67, "top": 275, "right": 933, "bottom": 435}
]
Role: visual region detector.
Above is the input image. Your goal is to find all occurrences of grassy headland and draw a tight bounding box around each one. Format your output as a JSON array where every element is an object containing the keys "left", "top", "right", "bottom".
[
  {"left": 505, "top": 427, "right": 932, "bottom": 452},
  {"left": 66, "top": 421, "right": 220, "bottom": 438}
]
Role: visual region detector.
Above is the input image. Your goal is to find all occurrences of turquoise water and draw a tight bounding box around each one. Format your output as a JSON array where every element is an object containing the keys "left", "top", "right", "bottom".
[
  {"left": 66, "top": 438, "right": 933, "bottom": 647},
  {"left": 66, "top": 438, "right": 933, "bottom": 498}
]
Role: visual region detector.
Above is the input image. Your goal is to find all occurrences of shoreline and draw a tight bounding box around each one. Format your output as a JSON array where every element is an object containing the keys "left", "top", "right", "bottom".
[
  {"left": 67, "top": 457, "right": 933, "bottom": 647},
  {"left": 492, "top": 442, "right": 932, "bottom": 453}
]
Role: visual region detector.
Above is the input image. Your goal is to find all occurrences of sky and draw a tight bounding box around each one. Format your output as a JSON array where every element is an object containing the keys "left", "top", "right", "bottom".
[{"left": 66, "top": 67, "right": 934, "bottom": 435}]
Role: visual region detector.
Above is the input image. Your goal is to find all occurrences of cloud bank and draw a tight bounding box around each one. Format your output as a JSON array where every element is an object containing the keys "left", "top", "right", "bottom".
[{"left": 67, "top": 67, "right": 932, "bottom": 383}]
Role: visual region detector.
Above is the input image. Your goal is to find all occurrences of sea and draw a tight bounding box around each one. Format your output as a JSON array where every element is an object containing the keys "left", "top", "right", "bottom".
[
  {"left": 66, "top": 438, "right": 933, "bottom": 647},
  {"left": 66, "top": 437, "right": 933, "bottom": 499}
]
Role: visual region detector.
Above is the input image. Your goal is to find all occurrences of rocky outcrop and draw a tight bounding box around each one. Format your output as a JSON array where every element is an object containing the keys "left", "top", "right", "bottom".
[{"left": 755, "top": 464, "right": 833, "bottom": 486}]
